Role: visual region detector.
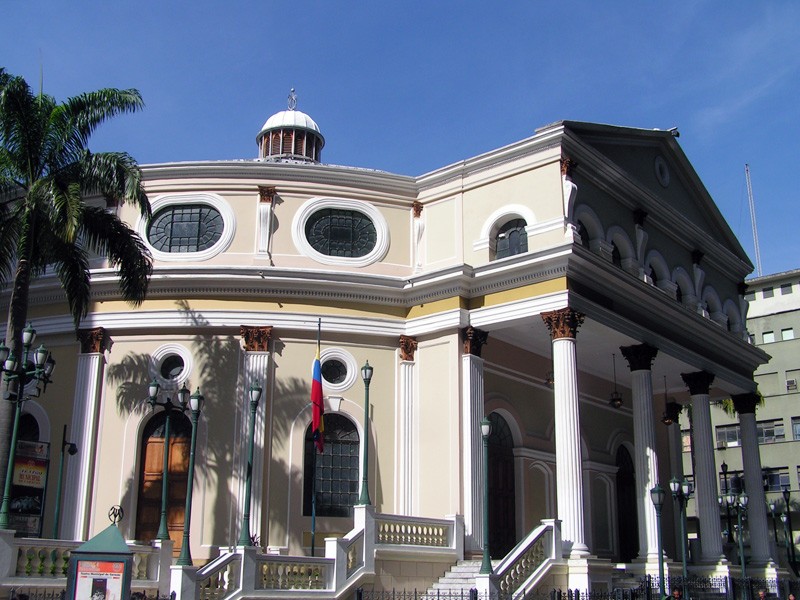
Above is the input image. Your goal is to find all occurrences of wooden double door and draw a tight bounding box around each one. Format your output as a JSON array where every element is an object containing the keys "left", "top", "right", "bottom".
[{"left": 136, "top": 412, "right": 191, "bottom": 554}]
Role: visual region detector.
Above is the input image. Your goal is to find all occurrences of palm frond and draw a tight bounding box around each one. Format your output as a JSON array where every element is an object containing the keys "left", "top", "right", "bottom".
[
  {"left": 61, "top": 88, "right": 144, "bottom": 151},
  {"left": 79, "top": 151, "right": 150, "bottom": 217},
  {"left": 80, "top": 206, "right": 152, "bottom": 305},
  {"left": 38, "top": 231, "right": 91, "bottom": 324}
]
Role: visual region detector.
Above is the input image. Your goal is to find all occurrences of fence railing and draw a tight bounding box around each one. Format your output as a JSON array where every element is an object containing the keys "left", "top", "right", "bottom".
[
  {"left": 473, "top": 519, "right": 563, "bottom": 600},
  {"left": 172, "top": 507, "right": 464, "bottom": 600},
  {"left": 0, "top": 530, "right": 172, "bottom": 598}
]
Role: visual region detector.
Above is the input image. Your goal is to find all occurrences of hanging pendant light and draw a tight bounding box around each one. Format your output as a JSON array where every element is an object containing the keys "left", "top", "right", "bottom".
[
  {"left": 609, "top": 353, "right": 623, "bottom": 408},
  {"left": 661, "top": 375, "right": 673, "bottom": 424}
]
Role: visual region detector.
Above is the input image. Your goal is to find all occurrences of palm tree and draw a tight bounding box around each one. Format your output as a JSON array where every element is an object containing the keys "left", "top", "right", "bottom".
[{"left": 0, "top": 68, "right": 153, "bottom": 486}]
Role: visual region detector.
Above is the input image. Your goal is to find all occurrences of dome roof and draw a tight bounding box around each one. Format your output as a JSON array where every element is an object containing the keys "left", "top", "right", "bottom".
[
  {"left": 255, "top": 90, "right": 325, "bottom": 163},
  {"left": 258, "top": 109, "right": 322, "bottom": 137}
]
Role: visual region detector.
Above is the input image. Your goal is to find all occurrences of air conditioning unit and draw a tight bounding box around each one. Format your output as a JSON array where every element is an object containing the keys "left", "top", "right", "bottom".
[{"left": 787, "top": 378, "right": 798, "bottom": 391}]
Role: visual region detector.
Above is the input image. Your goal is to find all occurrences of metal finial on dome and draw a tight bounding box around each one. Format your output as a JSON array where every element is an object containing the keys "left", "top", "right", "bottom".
[{"left": 287, "top": 88, "right": 297, "bottom": 111}]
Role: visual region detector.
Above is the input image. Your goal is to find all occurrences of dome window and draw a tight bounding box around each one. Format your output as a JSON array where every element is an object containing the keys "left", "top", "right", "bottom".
[
  {"left": 305, "top": 208, "right": 377, "bottom": 258},
  {"left": 147, "top": 204, "right": 223, "bottom": 253}
]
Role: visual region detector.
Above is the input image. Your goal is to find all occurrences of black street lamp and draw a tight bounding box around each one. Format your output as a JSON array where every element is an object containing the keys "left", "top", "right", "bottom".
[
  {"left": 358, "top": 361, "right": 373, "bottom": 506},
  {"left": 670, "top": 477, "right": 691, "bottom": 598},
  {"left": 480, "top": 418, "right": 493, "bottom": 575},
  {"left": 721, "top": 461, "right": 734, "bottom": 544},
  {"left": 0, "top": 323, "right": 56, "bottom": 530},
  {"left": 782, "top": 512, "right": 792, "bottom": 567},
  {"left": 783, "top": 487, "right": 797, "bottom": 567},
  {"left": 650, "top": 484, "right": 666, "bottom": 600},
  {"left": 147, "top": 378, "right": 190, "bottom": 541},
  {"left": 176, "top": 387, "right": 204, "bottom": 566},
  {"left": 52, "top": 424, "right": 78, "bottom": 539},
  {"left": 238, "top": 381, "right": 263, "bottom": 546},
  {"left": 724, "top": 490, "right": 748, "bottom": 586},
  {"left": 769, "top": 501, "right": 779, "bottom": 552}
]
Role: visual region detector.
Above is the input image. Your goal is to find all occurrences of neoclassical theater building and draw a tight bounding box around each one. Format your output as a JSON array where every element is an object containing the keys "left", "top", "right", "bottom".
[{"left": 9, "top": 95, "right": 775, "bottom": 588}]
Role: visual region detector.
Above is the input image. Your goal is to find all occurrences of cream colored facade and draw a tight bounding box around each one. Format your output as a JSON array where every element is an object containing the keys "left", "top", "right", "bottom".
[{"left": 6, "top": 109, "right": 775, "bottom": 587}]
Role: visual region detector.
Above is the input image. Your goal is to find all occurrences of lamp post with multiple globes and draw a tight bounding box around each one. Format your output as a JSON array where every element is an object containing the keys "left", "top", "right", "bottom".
[{"left": 0, "top": 323, "right": 56, "bottom": 530}]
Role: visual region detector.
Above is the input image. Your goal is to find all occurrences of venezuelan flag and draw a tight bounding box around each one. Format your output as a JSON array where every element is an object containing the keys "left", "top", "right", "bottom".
[{"left": 311, "top": 345, "right": 324, "bottom": 453}]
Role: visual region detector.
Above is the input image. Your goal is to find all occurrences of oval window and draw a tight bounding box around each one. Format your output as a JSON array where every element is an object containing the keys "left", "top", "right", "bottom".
[
  {"left": 147, "top": 204, "right": 224, "bottom": 253},
  {"left": 304, "top": 209, "right": 377, "bottom": 258}
]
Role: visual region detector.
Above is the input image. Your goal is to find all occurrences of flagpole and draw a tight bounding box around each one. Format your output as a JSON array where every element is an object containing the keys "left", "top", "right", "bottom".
[{"left": 311, "top": 447, "right": 317, "bottom": 556}]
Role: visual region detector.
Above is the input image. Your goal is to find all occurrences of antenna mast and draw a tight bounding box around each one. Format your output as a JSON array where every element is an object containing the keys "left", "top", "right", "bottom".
[{"left": 745, "top": 164, "right": 762, "bottom": 277}]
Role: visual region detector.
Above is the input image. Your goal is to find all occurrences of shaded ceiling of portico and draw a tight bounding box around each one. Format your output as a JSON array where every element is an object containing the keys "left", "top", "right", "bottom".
[{"left": 485, "top": 313, "right": 752, "bottom": 406}]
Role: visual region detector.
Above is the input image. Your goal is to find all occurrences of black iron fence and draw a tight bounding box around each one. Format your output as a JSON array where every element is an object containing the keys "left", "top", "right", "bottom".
[{"left": 356, "top": 575, "right": 800, "bottom": 600}]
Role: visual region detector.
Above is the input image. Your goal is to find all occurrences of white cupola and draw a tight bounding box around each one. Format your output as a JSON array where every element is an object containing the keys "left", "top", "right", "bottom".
[{"left": 256, "top": 89, "right": 325, "bottom": 163}]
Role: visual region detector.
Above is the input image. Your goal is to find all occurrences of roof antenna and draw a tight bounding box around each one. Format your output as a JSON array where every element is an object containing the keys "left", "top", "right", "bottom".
[{"left": 287, "top": 88, "right": 297, "bottom": 111}]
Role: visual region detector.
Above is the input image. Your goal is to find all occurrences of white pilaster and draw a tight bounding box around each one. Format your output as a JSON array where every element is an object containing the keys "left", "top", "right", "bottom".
[
  {"left": 553, "top": 336, "right": 588, "bottom": 557},
  {"left": 737, "top": 407, "right": 772, "bottom": 564},
  {"left": 683, "top": 372, "right": 724, "bottom": 562},
  {"left": 242, "top": 350, "right": 270, "bottom": 544},
  {"left": 462, "top": 352, "right": 485, "bottom": 553},
  {"left": 630, "top": 368, "right": 660, "bottom": 560},
  {"left": 396, "top": 360, "right": 415, "bottom": 515},
  {"left": 62, "top": 351, "right": 106, "bottom": 540}
]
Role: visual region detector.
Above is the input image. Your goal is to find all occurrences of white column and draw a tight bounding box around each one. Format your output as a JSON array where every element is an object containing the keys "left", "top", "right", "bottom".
[
  {"left": 621, "top": 344, "right": 660, "bottom": 561},
  {"left": 396, "top": 359, "right": 415, "bottom": 515},
  {"left": 543, "top": 309, "right": 588, "bottom": 557},
  {"left": 62, "top": 328, "right": 108, "bottom": 540},
  {"left": 733, "top": 393, "right": 772, "bottom": 565},
  {"left": 239, "top": 326, "right": 272, "bottom": 545},
  {"left": 244, "top": 351, "right": 269, "bottom": 542},
  {"left": 682, "top": 371, "right": 724, "bottom": 562},
  {"left": 462, "top": 353, "right": 485, "bottom": 552},
  {"left": 461, "top": 327, "right": 487, "bottom": 554}
]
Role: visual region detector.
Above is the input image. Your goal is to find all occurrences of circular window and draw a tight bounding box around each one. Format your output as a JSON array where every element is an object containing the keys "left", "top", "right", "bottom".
[
  {"left": 654, "top": 156, "right": 670, "bottom": 188},
  {"left": 160, "top": 355, "right": 185, "bottom": 381},
  {"left": 318, "top": 348, "right": 358, "bottom": 393},
  {"left": 305, "top": 209, "right": 377, "bottom": 258},
  {"left": 147, "top": 204, "right": 223, "bottom": 253},
  {"left": 321, "top": 359, "right": 347, "bottom": 384},
  {"left": 151, "top": 344, "right": 194, "bottom": 388}
]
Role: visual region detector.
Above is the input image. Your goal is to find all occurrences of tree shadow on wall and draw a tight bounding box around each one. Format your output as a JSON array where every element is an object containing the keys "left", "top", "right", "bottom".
[{"left": 106, "top": 300, "right": 303, "bottom": 551}]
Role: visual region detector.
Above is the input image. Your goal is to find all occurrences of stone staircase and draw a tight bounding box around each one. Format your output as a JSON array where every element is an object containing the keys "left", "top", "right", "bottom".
[{"left": 423, "top": 559, "right": 498, "bottom": 598}]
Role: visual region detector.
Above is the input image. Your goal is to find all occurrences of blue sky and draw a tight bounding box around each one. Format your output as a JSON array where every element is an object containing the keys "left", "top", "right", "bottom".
[{"left": 3, "top": 2, "right": 799, "bottom": 277}]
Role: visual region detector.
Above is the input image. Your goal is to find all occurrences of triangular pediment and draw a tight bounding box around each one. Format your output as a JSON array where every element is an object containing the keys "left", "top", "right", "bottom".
[{"left": 561, "top": 121, "right": 752, "bottom": 273}]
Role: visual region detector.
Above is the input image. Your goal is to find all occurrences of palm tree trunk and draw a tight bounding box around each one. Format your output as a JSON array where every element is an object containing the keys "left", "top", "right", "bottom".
[{"left": 0, "top": 214, "right": 34, "bottom": 491}]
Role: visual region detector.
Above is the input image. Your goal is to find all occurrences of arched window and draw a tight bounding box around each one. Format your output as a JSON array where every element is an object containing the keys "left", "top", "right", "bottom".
[
  {"left": 136, "top": 411, "right": 191, "bottom": 552},
  {"left": 495, "top": 219, "right": 528, "bottom": 259},
  {"left": 303, "top": 414, "right": 360, "bottom": 518},
  {"left": 18, "top": 413, "right": 40, "bottom": 442}
]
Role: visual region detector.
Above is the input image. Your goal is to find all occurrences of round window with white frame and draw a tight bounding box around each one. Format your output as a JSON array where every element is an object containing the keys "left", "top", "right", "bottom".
[
  {"left": 138, "top": 193, "right": 236, "bottom": 262},
  {"left": 319, "top": 348, "right": 358, "bottom": 394},
  {"left": 293, "top": 197, "right": 390, "bottom": 267},
  {"left": 151, "top": 344, "right": 194, "bottom": 389}
]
